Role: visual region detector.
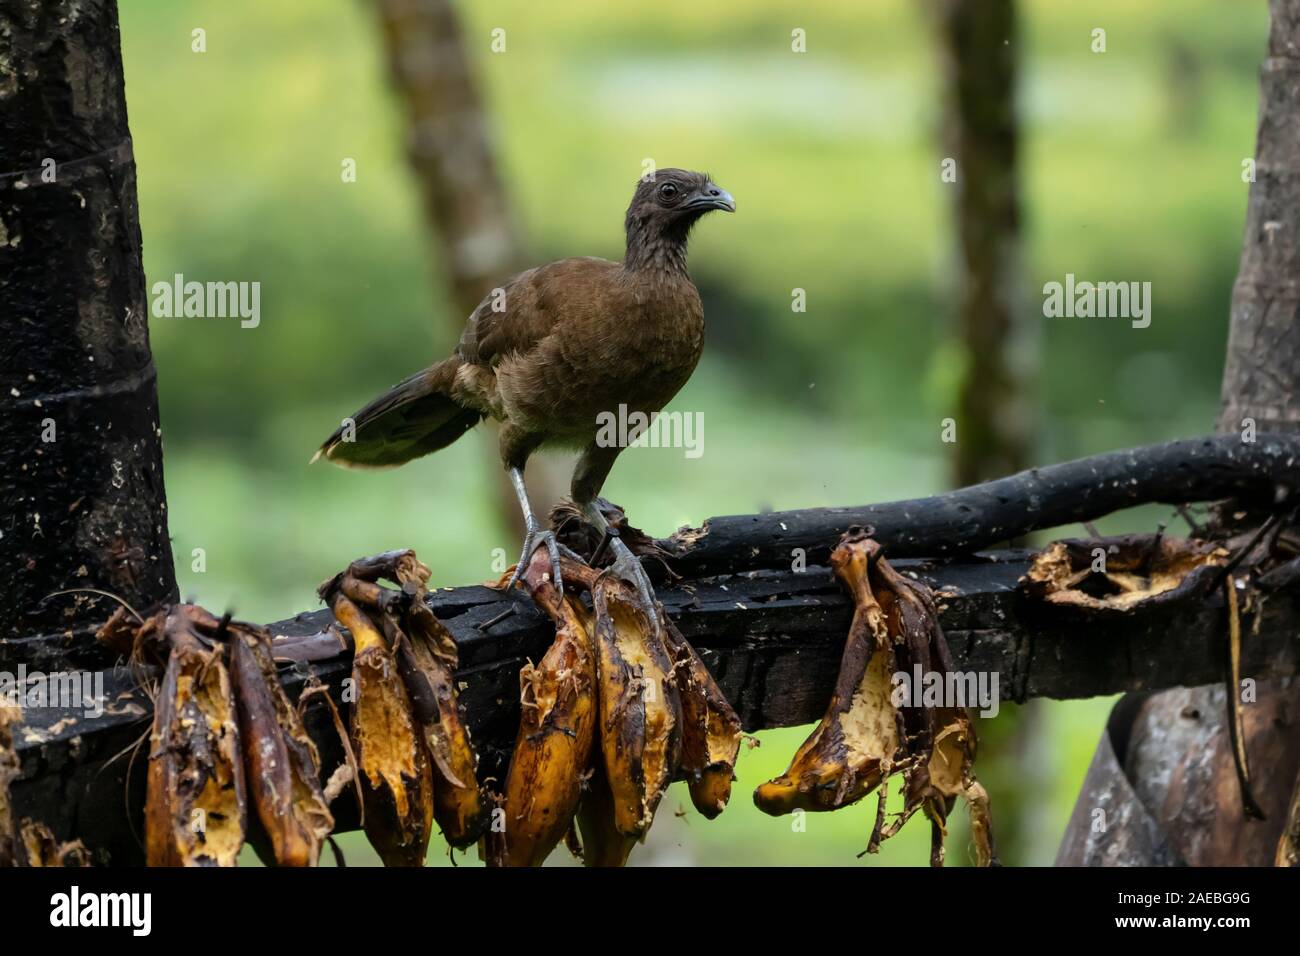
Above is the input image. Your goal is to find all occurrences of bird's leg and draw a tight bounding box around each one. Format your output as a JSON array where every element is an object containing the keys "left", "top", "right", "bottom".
[
  {"left": 505, "top": 467, "right": 565, "bottom": 594},
  {"left": 580, "top": 501, "right": 659, "bottom": 624}
]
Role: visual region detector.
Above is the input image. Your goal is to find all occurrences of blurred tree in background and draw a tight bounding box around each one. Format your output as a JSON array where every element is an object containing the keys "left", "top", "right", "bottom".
[{"left": 932, "top": 0, "right": 1049, "bottom": 868}]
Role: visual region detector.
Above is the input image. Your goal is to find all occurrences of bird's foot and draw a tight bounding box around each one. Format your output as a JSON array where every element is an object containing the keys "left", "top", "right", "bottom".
[
  {"left": 507, "top": 521, "right": 566, "bottom": 595},
  {"left": 603, "top": 532, "right": 661, "bottom": 627}
]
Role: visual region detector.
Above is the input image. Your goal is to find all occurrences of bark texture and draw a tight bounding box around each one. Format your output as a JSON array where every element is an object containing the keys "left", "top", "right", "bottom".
[
  {"left": 1217, "top": 0, "right": 1300, "bottom": 434},
  {"left": 0, "top": 0, "right": 176, "bottom": 650},
  {"left": 660, "top": 433, "right": 1300, "bottom": 576}
]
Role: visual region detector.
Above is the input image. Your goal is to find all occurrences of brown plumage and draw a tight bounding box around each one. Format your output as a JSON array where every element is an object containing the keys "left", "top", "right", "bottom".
[{"left": 315, "top": 169, "right": 734, "bottom": 598}]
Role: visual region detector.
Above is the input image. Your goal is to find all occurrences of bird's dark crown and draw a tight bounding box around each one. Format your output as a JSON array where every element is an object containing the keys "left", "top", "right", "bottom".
[{"left": 623, "top": 168, "right": 734, "bottom": 274}]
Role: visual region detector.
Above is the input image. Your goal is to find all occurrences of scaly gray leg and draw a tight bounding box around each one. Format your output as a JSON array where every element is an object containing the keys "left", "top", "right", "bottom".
[
  {"left": 505, "top": 466, "right": 565, "bottom": 594},
  {"left": 580, "top": 500, "right": 659, "bottom": 624}
]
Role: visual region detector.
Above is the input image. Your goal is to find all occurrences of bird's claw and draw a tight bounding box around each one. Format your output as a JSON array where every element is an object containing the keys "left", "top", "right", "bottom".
[
  {"left": 607, "top": 534, "right": 660, "bottom": 627},
  {"left": 508, "top": 523, "right": 565, "bottom": 596}
]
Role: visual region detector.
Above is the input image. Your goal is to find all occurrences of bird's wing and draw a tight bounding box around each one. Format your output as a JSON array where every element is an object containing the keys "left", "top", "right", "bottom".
[{"left": 456, "top": 256, "right": 622, "bottom": 365}]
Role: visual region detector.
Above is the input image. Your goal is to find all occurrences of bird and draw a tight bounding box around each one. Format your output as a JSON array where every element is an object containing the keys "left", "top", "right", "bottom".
[{"left": 313, "top": 168, "right": 734, "bottom": 612}]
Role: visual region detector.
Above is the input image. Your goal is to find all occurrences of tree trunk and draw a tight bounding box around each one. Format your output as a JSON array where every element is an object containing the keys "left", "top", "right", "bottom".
[
  {"left": 0, "top": 0, "right": 176, "bottom": 659},
  {"left": 935, "top": 0, "right": 1033, "bottom": 487},
  {"left": 1060, "top": 0, "right": 1300, "bottom": 866},
  {"left": 373, "top": 0, "right": 520, "bottom": 319},
  {"left": 934, "top": 0, "right": 1043, "bottom": 864},
  {"left": 1217, "top": 0, "right": 1300, "bottom": 435}
]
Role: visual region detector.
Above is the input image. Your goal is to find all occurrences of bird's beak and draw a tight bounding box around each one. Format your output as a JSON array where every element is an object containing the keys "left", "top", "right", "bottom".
[{"left": 686, "top": 183, "right": 736, "bottom": 213}]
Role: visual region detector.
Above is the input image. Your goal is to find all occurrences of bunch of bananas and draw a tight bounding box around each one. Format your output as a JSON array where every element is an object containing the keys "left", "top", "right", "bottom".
[
  {"left": 84, "top": 547, "right": 484, "bottom": 868},
  {"left": 754, "top": 527, "right": 997, "bottom": 867},
  {"left": 484, "top": 550, "right": 742, "bottom": 867},
  {"left": 318, "top": 549, "right": 487, "bottom": 865},
  {"left": 97, "top": 604, "right": 335, "bottom": 867}
]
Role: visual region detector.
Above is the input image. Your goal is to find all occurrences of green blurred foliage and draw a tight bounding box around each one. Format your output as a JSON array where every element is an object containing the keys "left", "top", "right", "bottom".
[{"left": 119, "top": 0, "right": 1267, "bottom": 865}]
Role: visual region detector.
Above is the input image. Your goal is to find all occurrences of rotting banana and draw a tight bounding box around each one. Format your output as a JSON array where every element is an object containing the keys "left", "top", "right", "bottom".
[
  {"left": 229, "top": 621, "right": 334, "bottom": 867},
  {"left": 16, "top": 820, "right": 91, "bottom": 868},
  {"left": 391, "top": 556, "right": 487, "bottom": 849},
  {"left": 754, "top": 534, "right": 901, "bottom": 815},
  {"left": 0, "top": 705, "right": 19, "bottom": 867},
  {"left": 661, "top": 611, "right": 742, "bottom": 819},
  {"left": 487, "top": 570, "right": 598, "bottom": 867},
  {"left": 327, "top": 591, "right": 434, "bottom": 867},
  {"left": 2, "top": 708, "right": 92, "bottom": 868},
  {"left": 330, "top": 549, "right": 487, "bottom": 849},
  {"left": 591, "top": 575, "right": 682, "bottom": 839},
  {"left": 145, "top": 606, "right": 248, "bottom": 867},
  {"left": 575, "top": 757, "right": 636, "bottom": 867},
  {"left": 755, "top": 527, "right": 996, "bottom": 866},
  {"left": 489, "top": 547, "right": 738, "bottom": 865}
]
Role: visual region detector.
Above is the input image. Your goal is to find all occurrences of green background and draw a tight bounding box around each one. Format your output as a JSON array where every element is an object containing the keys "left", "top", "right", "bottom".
[{"left": 116, "top": 0, "right": 1268, "bottom": 865}]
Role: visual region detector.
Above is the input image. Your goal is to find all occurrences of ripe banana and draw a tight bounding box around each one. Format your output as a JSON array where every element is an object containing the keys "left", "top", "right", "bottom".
[
  {"left": 591, "top": 576, "right": 682, "bottom": 838},
  {"left": 575, "top": 757, "right": 636, "bottom": 867},
  {"left": 488, "top": 575, "right": 598, "bottom": 867},
  {"left": 661, "top": 611, "right": 742, "bottom": 819},
  {"left": 229, "top": 622, "right": 333, "bottom": 867}
]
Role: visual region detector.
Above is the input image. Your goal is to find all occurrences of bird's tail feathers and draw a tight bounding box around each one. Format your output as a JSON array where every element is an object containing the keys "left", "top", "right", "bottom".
[{"left": 312, "top": 358, "right": 482, "bottom": 470}]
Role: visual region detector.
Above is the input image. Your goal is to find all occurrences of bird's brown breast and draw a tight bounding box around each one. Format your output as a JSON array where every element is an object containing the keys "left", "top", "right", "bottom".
[{"left": 456, "top": 257, "right": 705, "bottom": 447}]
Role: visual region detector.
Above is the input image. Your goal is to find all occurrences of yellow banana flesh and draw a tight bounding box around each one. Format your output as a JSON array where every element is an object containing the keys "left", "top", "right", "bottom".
[
  {"left": 332, "top": 592, "right": 434, "bottom": 867},
  {"left": 145, "top": 607, "right": 248, "bottom": 867},
  {"left": 754, "top": 537, "right": 901, "bottom": 815},
  {"left": 591, "top": 577, "right": 682, "bottom": 838}
]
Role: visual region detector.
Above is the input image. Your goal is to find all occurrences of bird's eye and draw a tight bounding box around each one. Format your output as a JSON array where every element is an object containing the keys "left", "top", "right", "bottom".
[{"left": 658, "top": 182, "right": 678, "bottom": 200}]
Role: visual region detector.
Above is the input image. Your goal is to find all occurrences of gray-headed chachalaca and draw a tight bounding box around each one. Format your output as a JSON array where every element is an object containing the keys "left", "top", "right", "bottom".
[{"left": 314, "top": 169, "right": 734, "bottom": 611}]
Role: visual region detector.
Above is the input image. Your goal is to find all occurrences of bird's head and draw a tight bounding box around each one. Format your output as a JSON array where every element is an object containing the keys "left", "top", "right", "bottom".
[{"left": 623, "top": 169, "right": 734, "bottom": 270}]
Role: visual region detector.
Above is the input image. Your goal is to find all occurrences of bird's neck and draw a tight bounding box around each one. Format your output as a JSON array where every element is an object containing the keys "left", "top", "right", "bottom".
[{"left": 622, "top": 220, "right": 692, "bottom": 277}]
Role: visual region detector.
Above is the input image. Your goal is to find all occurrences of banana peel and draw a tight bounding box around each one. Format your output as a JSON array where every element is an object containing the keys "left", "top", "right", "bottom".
[
  {"left": 590, "top": 575, "right": 682, "bottom": 839},
  {"left": 660, "top": 610, "right": 741, "bottom": 819},
  {"left": 0, "top": 705, "right": 18, "bottom": 867},
  {"left": 16, "top": 820, "right": 91, "bottom": 867},
  {"left": 327, "top": 590, "right": 434, "bottom": 867},
  {"left": 575, "top": 758, "right": 637, "bottom": 867},
  {"left": 1022, "top": 534, "right": 1227, "bottom": 613},
  {"left": 145, "top": 606, "right": 248, "bottom": 867},
  {"left": 754, "top": 534, "right": 903, "bottom": 814},
  {"left": 755, "top": 527, "right": 997, "bottom": 866},
  {"left": 328, "top": 550, "right": 487, "bottom": 849},
  {"left": 486, "top": 567, "right": 598, "bottom": 867},
  {"left": 229, "top": 622, "right": 334, "bottom": 866}
]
